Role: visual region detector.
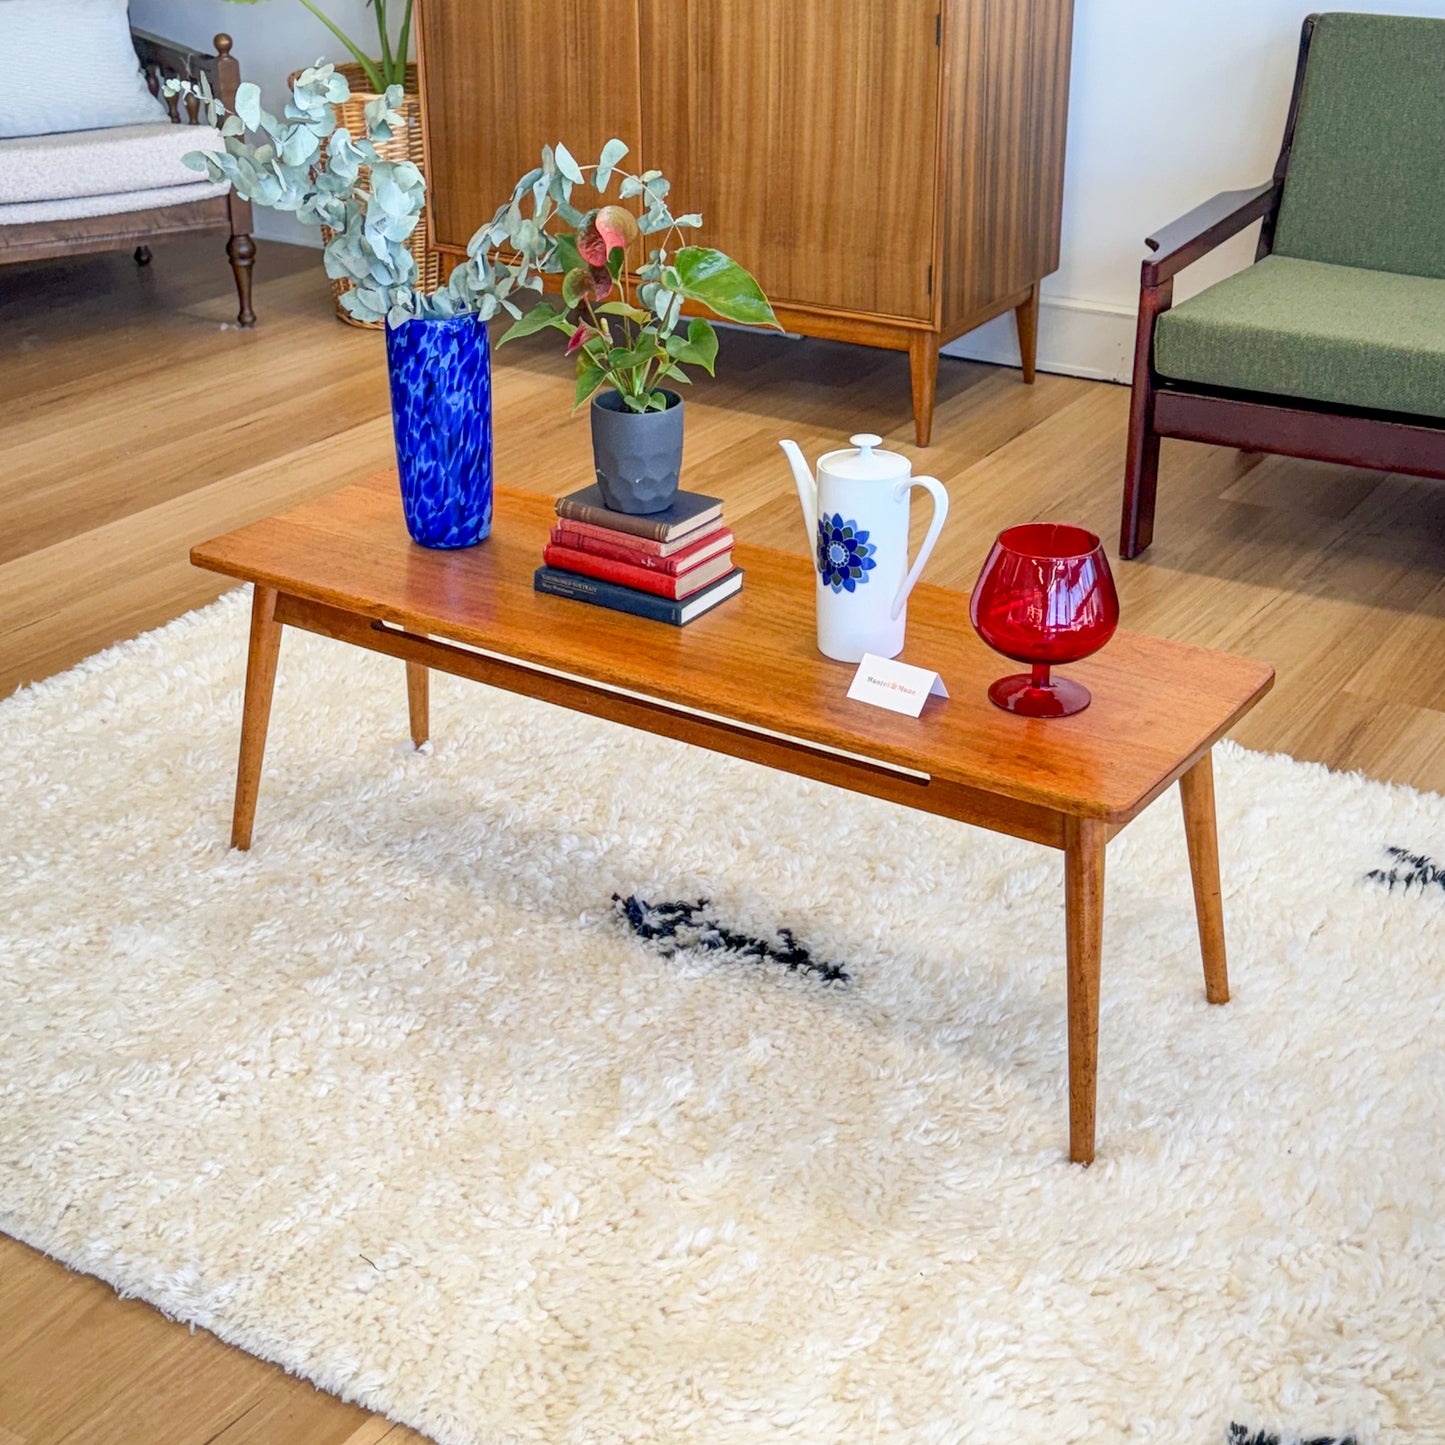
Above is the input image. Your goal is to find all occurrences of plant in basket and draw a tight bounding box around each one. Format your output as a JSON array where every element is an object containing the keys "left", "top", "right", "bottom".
[{"left": 169, "top": 65, "right": 776, "bottom": 545}]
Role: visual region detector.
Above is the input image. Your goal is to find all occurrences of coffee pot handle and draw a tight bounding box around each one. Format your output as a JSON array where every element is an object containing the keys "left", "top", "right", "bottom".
[{"left": 891, "top": 476, "right": 950, "bottom": 621}]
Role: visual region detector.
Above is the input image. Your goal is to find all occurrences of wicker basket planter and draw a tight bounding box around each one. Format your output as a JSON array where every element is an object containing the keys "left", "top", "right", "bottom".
[{"left": 308, "top": 62, "right": 442, "bottom": 329}]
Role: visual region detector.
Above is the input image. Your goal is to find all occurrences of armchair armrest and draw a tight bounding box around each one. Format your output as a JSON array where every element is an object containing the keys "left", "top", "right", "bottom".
[
  {"left": 1141, "top": 182, "right": 1280, "bottom": 286},
  {"left": 131, "top": 29, "right": 243, "bottom": 120}
]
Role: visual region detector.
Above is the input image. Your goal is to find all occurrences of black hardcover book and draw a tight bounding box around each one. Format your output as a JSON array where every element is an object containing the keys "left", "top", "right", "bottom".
[
  {"left": 533, "top": 565, "right": 743, "bottom": 625},
  {"left": 554, "top": 485, "right": 724, "bottom": 543}
]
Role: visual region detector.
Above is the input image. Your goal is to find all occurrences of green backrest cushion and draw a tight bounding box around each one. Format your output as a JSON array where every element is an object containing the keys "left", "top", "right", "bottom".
[{"left": 1273, "top": 12, "right": 1445, "bottom": 280}]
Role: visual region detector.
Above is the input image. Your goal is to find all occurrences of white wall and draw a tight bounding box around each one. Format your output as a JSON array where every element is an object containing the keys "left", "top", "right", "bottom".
[
  {"left": 130, "top": 0, "right": 1445, "bottom": 379},
  {"left": 950, "top": 0, "right": 1445, "bottom": 380}
]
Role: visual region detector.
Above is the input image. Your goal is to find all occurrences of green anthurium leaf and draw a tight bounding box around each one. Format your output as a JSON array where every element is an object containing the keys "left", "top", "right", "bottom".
[
  {"left": 561, "top": 266, "right": 600, "bottom": 309},
  {"left": 660, "top": 363, "right": 693, "bottom": 384},
  {"left": 607, "top": 342, "right": 660, "bottom": 371},
  {"left": 574, "top": 361, "right": 607, "bottom": 409},
  {"left": 553, "top": 231, "right": 584, "bottom": 275},
  {"left": 496, "top": 300, "right": 564, "bottom": 345},
  {"left": 596, "top": 301, "right": 652, "bottom": 323},
  {"left": 674, "top": 246, "right": 779, "bottom": 329},
  {"left": 663, "top": 316, "right": 719, "bottom": 374}
]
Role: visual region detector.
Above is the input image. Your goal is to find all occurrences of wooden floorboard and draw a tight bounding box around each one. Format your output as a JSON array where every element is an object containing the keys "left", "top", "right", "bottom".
[{"left": 1, "top": 235, "right": 1441, "bottom": 1444}]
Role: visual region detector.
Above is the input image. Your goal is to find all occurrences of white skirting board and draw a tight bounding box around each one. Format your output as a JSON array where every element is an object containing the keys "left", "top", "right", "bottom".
[{"left": 942, "top": 293, "right": 1137, "bottom": 384}]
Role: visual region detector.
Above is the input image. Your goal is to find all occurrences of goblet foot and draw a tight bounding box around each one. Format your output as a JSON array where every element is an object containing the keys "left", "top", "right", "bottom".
[{"left": 987, "top": 672, "right": 1092, "bottom": 717}]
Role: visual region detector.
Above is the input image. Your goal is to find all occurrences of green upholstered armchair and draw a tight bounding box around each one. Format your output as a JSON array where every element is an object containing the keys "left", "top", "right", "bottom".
[{"left": 1119, "top": 12, "right": 1445, "bottom": 558}]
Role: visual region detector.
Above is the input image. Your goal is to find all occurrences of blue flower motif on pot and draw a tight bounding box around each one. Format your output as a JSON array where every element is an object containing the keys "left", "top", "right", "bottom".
[{"left": 817, "top": 513, "right": 877, "bottom": 593}]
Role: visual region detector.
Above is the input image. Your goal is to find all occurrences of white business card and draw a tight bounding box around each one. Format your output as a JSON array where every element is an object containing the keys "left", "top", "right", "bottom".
[{"left": 846, "top": 653, "right": 949, "bottom": 717}]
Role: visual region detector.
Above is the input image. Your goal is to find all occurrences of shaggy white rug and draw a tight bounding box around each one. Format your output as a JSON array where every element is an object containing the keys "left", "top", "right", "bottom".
[{"left": 1, "top": 589, "right": 1441, "bottom": 1445}]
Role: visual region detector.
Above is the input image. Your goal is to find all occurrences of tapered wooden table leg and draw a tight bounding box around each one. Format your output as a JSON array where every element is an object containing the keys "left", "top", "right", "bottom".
[
  {"left": 1064, "top": 815, "right": 1106, "bottom": 1165},
  {"left": 406, "top": 661, "right": 430, "bottom": 748},
  {"left": 1179, "top": 749, "right": 1229, "bottom": 1004},
  {"left": 231, "top": 585, "right": 283, "bottom": 851}
]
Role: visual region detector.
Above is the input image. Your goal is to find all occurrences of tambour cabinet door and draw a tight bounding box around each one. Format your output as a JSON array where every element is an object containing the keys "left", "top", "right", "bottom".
[
  {"left": 638, "top": 0, "right": 941, "bottom": 321},
  {"left": 416, "top": 0, "right": 643, "bottom": 255}
]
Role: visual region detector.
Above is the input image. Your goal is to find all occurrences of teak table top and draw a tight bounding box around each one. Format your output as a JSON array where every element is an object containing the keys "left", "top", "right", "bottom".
[{"left": 192, "top": 475, "right": 1273, "bottom": 829}]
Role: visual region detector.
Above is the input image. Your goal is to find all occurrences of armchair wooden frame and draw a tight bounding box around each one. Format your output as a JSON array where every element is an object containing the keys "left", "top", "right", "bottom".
[
  {"left": 1119, "top": 14, "right": 1445, "bottom": 558},
  {"left": 0, "top": 30, "right": 256, "bottom": 327}
]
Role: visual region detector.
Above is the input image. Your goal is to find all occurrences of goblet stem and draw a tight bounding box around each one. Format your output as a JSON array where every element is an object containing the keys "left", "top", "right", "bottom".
[{"left": 1031, "top": 663, "right": 1051, "bottom": 690}]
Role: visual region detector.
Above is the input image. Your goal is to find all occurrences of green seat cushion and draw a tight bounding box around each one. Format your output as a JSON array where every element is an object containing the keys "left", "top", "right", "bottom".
[
  {"left": 1154, "top": 255, "right": 1445, "bottom": 420},
  {"left": 1274, "top": 12, "right": 1445, "bottom": 280}
]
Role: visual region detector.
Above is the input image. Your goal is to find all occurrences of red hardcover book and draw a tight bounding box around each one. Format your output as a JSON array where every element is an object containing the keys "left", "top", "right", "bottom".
[
  {"left": 550, "top": 523, "right": 734, "bottom": 576},
  {"left": 542, "top": 543, "right": 736, "bottom": 600},
  {"left": 554, "top": 515, "right": 728, "bottom": 559}
]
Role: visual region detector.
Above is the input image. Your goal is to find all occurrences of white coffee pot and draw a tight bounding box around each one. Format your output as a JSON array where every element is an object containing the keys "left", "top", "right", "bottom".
[{"left": 780, "top": 433, "right": 950, "bottom": 663}]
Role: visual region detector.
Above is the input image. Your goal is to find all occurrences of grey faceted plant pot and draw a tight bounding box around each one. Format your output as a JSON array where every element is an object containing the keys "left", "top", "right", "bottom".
[{"left": 590, "top": 389, "right": 684, "bottom": 514}]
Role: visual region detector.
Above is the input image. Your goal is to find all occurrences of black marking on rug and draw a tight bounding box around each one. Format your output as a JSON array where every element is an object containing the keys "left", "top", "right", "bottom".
[
  {"left": 613, "top": 895, "right": 849, "bottom": 985},
  {"left": 1365, "top": 845, "right": 1445, "bottom": 894},
  {"left": 1229, "top": 1426, "right": 1357, "bottom": 1445}
]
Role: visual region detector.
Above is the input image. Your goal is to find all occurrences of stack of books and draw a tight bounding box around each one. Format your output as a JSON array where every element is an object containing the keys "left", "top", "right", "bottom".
[{"left": 534, "top": 484, "right": 743, "bottom": 625}]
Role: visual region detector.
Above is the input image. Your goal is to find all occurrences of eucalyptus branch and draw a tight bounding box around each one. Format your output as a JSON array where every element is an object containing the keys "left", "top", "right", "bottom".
[{"left": 171, "top": 83, "right": 776, "bottom": 399}]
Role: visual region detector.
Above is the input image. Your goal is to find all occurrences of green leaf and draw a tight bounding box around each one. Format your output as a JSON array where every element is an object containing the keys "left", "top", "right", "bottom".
[
  {"left": 674, "top": 246, "right": 779, "bottom": 329},
  {"left": 575, "top": 361, "right": 606, "bottom": 409},
  {"left": 597, "top": 300, "right": 651, "bottom": 323},
  {"left": 553, "top": 231, "right": 584, "bottom": 274},
  {"left": 607, "top": 341, "right": 660, "bottom": 371},
  {"left": 496, "top": 300, "right": 564, "bottom": 345},
  {"left": 594, "top": 137, "right": 628, "bottom": 192},
  {"left": 234, "top": 81, "right": 262, "bottom": 131},
  {"left": 645, "top": 391, "right": 669, "bottom": 411},
  {"left": 663, "top": 316, "right": 719, "bottom": 375},
  {"left": 565, "top": 265, "right": 612, "bottom": 310},
  {"left": 553, "top": 141, "right": 584, "bottom": 184}
]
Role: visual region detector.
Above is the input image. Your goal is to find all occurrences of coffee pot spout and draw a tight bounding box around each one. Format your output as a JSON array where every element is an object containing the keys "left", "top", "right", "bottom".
[{"left": 779, "top": 439, "right": 818, "bottom": 563}]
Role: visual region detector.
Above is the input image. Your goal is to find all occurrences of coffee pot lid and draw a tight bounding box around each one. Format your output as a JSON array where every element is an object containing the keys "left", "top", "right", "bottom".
[{"left": 818, "top": 433, "right": 910, "bottom": 483}]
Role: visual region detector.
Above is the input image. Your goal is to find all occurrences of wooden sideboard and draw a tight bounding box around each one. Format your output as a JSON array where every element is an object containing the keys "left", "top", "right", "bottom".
[{"left": 414, "top": 0, "right": 1074, "bottom": 445}]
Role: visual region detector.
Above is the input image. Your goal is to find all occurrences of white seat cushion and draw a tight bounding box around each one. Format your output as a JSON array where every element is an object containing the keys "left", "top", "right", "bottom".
[
  {"left": 0, "top": 0, "right": 169, "bottom": 139},
  {"left": 0, "top": 179, "right": 230, "bottom": 226},
  {"left": 0, "top": 123, "right": 225, "bottom": 205}
]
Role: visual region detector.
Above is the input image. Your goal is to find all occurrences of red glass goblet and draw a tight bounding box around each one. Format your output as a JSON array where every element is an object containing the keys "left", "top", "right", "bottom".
[{"left": 968, "top": 523, "right": 1119, "bottom": 718}]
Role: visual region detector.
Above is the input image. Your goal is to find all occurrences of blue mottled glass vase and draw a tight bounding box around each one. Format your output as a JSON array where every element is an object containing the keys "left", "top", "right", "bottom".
[{"left": 384, "top": 313, "right": 493, "bottom": 548}]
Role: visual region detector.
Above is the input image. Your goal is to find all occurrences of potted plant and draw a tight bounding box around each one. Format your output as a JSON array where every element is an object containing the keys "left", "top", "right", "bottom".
[
  {"left": 218, "top": 0, "right": 413, "bottom": 92},
  {"left": 171, "top": 65, "right": 775, "bottom": 544},
  {"left": 222, "top": 0, "right": 435, "bottom": 327},
  {"left": 491, "top": 157, "right": 778, "bottom": 513}
]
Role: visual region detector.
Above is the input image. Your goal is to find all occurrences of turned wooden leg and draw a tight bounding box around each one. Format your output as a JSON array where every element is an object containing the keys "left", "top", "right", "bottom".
[
  {"left": 231, "top": 585, "right": 282, "bottom": 851},
  {"left": 228, "top": 232, "right": 256, "bottom": 328},
  {"left": 406, "top": 661, "right": 430, "bottom": 748},
  {"left": 1179, "top": 751, "right": 1229, "bottom": 1005},
  {"left": 908, "top": 331, "right": 940, "bottom": 447},
  {"left": 1014, "top": 283, "right": 1041, "bottom": 384},
  {"left": 1064, "top": 815, "right": 1107, "bottom": 1165}
]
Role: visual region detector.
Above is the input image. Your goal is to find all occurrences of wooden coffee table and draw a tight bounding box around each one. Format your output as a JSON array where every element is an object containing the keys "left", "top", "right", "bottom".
[{"left": 193, "top": 474, "right": 1273, "bottom": 1163}]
